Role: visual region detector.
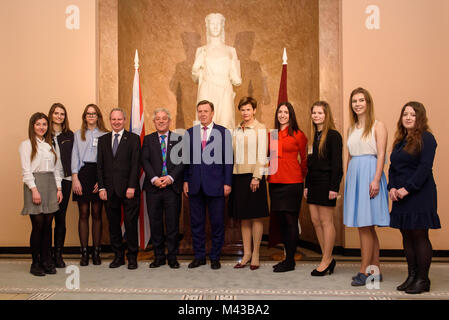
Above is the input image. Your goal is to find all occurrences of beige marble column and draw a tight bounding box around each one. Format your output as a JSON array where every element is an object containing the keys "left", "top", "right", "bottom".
[
  {"left": 319, "top": 0, "right": 344, "bottom": 247},
  {"left": 98, "top": 0, "right": 119, "bottom": 245},
  {"left": 98, "top": 0, "right": 119, "bottom": 116}
]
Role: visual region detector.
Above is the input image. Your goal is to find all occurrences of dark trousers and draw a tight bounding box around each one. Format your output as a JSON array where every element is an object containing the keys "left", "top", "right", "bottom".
[
  {"left": 188, "top": 187, "right": 225, "bottom": 261},
  {"left": 105, "top": 192, "right": 140, "bottom": 258},
  {"left": 53, "top": 179, "right": 72, "bottom": 248},
  {"left": 146, "top": 188, "right": 181, "bottom": 260}
]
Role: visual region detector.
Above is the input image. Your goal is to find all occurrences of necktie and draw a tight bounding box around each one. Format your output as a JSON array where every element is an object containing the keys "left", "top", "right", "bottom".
[
  {"left": 112, "top": 133, "right": 119, "bottom": 156},
  {"left": 202, "top": 126, "right": 208, "bottom": 150},
  {"left": 160, "top": 135, "right": 167, "bottom": 176}
]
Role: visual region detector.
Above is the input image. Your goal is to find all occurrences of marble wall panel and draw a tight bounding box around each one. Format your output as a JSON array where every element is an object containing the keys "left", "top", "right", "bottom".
[{"left": 117, "top": 0, "right": 319, "bottom": 134}]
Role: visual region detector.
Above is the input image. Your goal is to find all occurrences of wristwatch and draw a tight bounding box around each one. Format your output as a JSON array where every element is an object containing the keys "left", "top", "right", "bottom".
[{"left": 252, "top": 177, "right": 260, "bottom": 181}]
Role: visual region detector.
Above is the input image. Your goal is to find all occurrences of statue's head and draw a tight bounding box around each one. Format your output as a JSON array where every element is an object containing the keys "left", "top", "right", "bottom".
[{"left": 205, "top": 13, "right": 225, "bottom": 44}]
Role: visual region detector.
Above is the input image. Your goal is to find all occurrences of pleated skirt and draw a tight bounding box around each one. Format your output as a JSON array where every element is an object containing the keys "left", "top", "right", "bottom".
[
  {"left": 343, "top": 155, "right": 390, "bottom": 227},
  {"left": 21, "top": 172, "right": 59, "bottom": 215}
]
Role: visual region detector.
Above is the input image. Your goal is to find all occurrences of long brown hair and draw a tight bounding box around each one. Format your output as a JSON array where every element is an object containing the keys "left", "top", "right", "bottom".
[
  {"left": 310, "top": 101, "right": 336, "bottom": 158},
  {"left": 28, "top": 112, "right": 57, "bottom": 162},
  {"left": 48, "top": 102, "right": 71, "bottom": 135},
  {"left": 80, "top": 104, "right": 107, "bottom": 141},
  {"left": 393, "top": 101, "right": 430, "bottom": 155},
  {"left": 274, "top": 101, "right": 300, "bottom": 137},
  {"left": 349, "top": 87, "right": 375, "bottom": 138}
]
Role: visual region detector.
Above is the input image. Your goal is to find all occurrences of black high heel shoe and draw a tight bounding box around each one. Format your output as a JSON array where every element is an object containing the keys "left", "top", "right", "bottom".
[{"left": 311, "top": 259, "right": 336, "bottom": 276}]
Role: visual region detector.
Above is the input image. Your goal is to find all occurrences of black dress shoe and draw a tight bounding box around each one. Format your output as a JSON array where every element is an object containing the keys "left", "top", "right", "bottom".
[
  {"left": 397, "top": 270, "right": 417, "bottom": 291},
  {"left": 168, "top": 260, "right": 180, "bottom": 269},
  {"left": 210, "top": 259, "right": 221, "bottom": 270},
  {"left": 30, "top": 263, "right": 45, "bottom": 277},
  {"left": 54, "top": 247, "right": 66, "bottom": 268},
  {"left": 150, "top": 258, "right": 166, "bottom": 268},
  {"left": 405, "top": 278, "right": 430, "bottom": 294},
  {"left": 273, "top": 260, "right": 295, "bottom": 273},
  {"left": 128, "top": 256, "right": 138, "bottom": 270},
  {"left": 311, "top": 259, "right": 336, "bottom": 276},
  {"left": 80, "top": 247, "right": 89, "bottom": 267},
  {"left": 92, "top": 247, "right": 102, "bottom": 265},
  {"left": 188, "top": 258, "right": 206, "bottom": 268},
  {"left": 109, "top": 255, "right": 125, "bottom": 268},
  {"left": 40, "top": 262, "right": 57, "bottom": 274}
]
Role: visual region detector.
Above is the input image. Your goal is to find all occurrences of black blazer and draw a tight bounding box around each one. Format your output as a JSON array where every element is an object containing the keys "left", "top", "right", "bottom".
[
  {"left": 56, "top": 130, "right": 74, "bottom": 178},
  {"left": 97, "top": 130, "right": 141, "bottom": 198},
  {"left": 141, "top": 131, "right": 184, "bottom": 194}
]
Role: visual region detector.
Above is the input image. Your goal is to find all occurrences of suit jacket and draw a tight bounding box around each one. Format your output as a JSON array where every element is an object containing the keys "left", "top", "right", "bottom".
[
  {"left": 97, "top": 130, "right": 141, "bottom": 198},
  {"left": 183, "top": 123, "right": 233, "bottom": 197},
  {"left": 141, "top": 131, "right": 184, "bottom": 194},
  {"left": 56, "top": 130, "right": 74, "bottom": 178}
]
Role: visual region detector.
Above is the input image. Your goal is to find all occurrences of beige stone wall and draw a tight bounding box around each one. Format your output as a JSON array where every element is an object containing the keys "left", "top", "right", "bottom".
[
  {"left": 116, "top": 0, "right": 320, "bottom": 241},
  {"left": 117, "top": 0, "right": 319, "bottom": 133},
  {"left": 342, "top": 0, "right": 449, "bottom": 250},
  {"left": 0, "top": 0, "right": 97, "bottom": 246}
]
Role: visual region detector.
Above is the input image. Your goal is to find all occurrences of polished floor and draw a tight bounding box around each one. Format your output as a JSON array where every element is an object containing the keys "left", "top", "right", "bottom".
[{"left": 1, "top": 246, "right": 448, "bottom": 300}]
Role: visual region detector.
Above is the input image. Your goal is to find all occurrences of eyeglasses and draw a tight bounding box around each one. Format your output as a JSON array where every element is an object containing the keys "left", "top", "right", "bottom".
[{"left": 86, "top": 113, "right": 97, "bottom": 117}]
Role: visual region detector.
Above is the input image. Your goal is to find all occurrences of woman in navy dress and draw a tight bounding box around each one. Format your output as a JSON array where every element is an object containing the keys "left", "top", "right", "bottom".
[{"left": 388, "top": 101, "right": 440, "bottom": 294}]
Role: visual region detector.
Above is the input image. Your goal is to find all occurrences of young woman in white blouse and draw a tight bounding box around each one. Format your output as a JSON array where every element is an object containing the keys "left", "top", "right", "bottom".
[{"left": 19, "top": 112, "right": 63, "bottom": 276}]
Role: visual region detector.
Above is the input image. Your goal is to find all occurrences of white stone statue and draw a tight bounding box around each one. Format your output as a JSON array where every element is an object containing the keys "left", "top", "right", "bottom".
[{"left": 192, "top": 13, "right": 242, "bottom": 129}]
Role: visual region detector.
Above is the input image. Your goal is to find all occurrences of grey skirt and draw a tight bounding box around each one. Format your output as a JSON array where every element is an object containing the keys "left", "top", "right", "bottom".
[{"left": 21, "top": 172, "right": 59, "bottom": 215}]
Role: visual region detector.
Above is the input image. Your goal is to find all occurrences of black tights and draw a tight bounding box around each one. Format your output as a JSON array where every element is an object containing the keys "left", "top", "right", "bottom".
[
  {"left": 78, "top": 201, "right": 103, "bottom": 247},
  {"left": 401, "top": 229, "right": 433, "bottom": 278},
  {"left": 29, "top": 214, "right": 54, "bottom": 264},
  {"left": 53, "top": 180, "right": 72, "bottom": 248},
  {"left": 278, "top": 211, "right": 299, "bottom": 264}
]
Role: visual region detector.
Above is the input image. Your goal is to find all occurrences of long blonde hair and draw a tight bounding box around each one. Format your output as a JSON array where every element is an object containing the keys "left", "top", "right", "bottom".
[
  {"left": 80, "top": 104, "right": 107, "bottom": 141},
  {"left": 349, "top": 87, "right": 375, "bottom": 138},
  {"left": 310, "top": 101, "right": 336, "bottom": 158}
]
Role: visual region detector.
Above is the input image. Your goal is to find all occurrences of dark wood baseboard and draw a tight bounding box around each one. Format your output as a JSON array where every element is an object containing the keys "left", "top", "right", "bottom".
[{"left": 2, "top": 237, "right": 449, "bottom": 257}]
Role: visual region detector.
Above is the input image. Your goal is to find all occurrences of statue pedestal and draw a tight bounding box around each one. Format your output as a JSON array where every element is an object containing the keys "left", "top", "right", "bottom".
[{"left": 179, "top": 194, "right": 243, "bottom": 256}]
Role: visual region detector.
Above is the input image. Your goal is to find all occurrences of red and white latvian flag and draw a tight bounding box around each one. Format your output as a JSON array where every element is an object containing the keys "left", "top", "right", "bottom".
[{"left": 129, "top": 49, "right": 150, "bottom": 250}]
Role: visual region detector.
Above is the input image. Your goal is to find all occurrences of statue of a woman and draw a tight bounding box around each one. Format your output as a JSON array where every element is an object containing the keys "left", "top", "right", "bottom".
[{"left": 192, "top": 13, "right": 242, "bottom": 129}]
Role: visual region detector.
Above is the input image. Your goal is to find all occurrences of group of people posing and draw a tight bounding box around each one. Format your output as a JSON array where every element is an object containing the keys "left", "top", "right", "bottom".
[{"left": 19, "top": 87, "right": 440, "bottom": 295}]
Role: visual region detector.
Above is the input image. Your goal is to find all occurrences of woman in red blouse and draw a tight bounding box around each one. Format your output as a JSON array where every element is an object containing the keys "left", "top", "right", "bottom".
[{"left": 268, "top": 102, "right": 308, "bottom": 272}]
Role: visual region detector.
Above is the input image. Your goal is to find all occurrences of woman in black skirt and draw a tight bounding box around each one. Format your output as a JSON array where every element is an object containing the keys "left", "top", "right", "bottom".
[
  {"left": 388, "top": 102, "right": 440, "bottom": 294},
  {"left": 304, "top": 101, "right": 342, "bottom": 276},
  {"left": 71, "top": 104, "right": 108, "bottom": 266},
  {"left": 19, "top": 113, "right": 63, "bottom": 276},
  {"left": 229, "top": 97, "right": 269, "bottom": 270},
  {"left": 267, "top": 102, "right": 308, "bottom": 272},
  {"left": 48, "top": 103, "right": 74, "bottom": 268}
]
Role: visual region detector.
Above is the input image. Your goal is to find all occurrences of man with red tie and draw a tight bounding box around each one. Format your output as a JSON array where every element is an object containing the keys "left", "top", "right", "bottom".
[{"left": 183, "top": 100, "right": 233, "bottom": 270}]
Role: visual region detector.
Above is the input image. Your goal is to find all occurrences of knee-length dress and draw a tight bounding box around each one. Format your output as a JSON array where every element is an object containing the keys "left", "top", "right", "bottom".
[
  {"left": 388, "top": 131, "right": 440, "bottom": 230},
  {"left": 344, "top": 121, "right": 390, "bottom": 227},
  {"left": 305, "top": 129, "right": 343, "bottom": 207}
]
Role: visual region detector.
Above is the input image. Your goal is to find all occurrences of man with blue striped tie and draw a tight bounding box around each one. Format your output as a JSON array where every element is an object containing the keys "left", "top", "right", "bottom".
[{"left": 141, "top": 108, "right": 184, "bottom": 269}]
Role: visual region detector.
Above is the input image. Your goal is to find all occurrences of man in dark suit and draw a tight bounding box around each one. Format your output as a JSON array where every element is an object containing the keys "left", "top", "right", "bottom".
[
  {"left": 97, "top": 108, "right": 141, "bottom": 270},
  {"left": 141, "top": 108, "right": 184, "bottom": 269},
  {"left": 183, "top": 100, "right": 233, "bottom": 270}
]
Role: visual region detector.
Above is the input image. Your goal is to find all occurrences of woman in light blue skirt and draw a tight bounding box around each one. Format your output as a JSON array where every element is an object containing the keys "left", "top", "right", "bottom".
[{"left": 344, "top": 88, "right": 390, "bottom": 286}]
